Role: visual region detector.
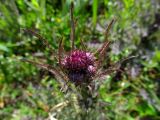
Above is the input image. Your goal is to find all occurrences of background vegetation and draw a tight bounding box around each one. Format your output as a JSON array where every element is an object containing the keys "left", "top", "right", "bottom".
[{"left": 0, "top": 0, "right": 160, "bottom": 120}]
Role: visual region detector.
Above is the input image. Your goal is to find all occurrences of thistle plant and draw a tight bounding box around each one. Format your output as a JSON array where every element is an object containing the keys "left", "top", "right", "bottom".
[{"left": 22, "top": 2, "right": 135, "bottom": 119}]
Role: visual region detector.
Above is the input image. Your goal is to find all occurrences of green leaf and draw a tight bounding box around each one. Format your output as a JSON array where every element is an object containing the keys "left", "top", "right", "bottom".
[
  {"left": 0, "top": 44, "right": 9, "bottom": 52},
  {"left": 92, "top": 0, "right": 98, "bottom": 28}
]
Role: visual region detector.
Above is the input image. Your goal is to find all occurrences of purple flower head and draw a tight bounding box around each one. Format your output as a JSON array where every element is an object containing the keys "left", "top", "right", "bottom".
[
  {"left": 62, "top": 50, "right": 95, "bottom": 71},
  {"left": 62, "top": 50, "right": 96, "bottom": 84}
]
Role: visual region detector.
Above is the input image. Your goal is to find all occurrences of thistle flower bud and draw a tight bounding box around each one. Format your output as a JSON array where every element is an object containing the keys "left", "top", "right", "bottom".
[
  {"left": 62, "top": 50, "right": 96, "bottom": 84},
  {"left": 63, "top": 50, "right": 95, "bottom": 71}
]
